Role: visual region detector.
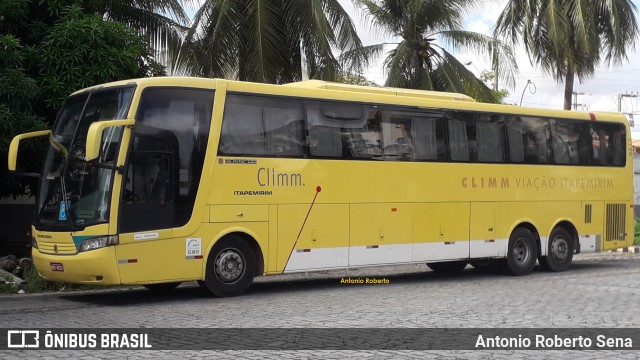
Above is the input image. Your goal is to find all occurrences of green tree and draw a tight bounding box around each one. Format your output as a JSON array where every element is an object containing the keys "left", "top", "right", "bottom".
[
  {"left": 336, "top": 73, "right": 380, "bottom": 87},
  {"left": 494, "top": 0, "right": 639, "bottom": 110},
  {"left": 36, "top": 5, "right": 161, "bottom": 114},
  {"left": 353, "top": 0, "right": 517, "bottom": 102},
  {"left": 181, "top": 0, "right": 366, "bottom": 83},
  {"left": 479, "top": 70, "right": 509, "bottom": 103},
  {"left": 81, "top": 0, "right": 192, "bottom": 74},
  {"left": 0, "top": 34, "right": 47, "bottom": 197},
  {"left": 0, "top": 1, "right": 162, "bottom": 198}
]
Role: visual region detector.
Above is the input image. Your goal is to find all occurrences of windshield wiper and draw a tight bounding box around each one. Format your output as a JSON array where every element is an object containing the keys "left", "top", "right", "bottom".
[{"left": 48, "top": 134, "right": 74, "bottom": 228}]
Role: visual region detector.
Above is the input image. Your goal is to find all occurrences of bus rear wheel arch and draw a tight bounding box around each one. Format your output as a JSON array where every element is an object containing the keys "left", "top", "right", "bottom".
[
  {"left": 506, "top": 227, "right": 538, "bottom": 276},
  {"left": 204, "top": 235, "right": 256, "bottom": 297},
  {"left": 539, "top": 226, "right": 574, "bottom": 272}
]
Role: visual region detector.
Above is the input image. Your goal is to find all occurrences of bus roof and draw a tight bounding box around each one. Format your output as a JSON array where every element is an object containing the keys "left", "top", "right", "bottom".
[
  {"left": 283, "top": 80, "right": 476, "bottom": 102},
  {"left": 70, "top": 77, "right": 627, "bottom": 125}
]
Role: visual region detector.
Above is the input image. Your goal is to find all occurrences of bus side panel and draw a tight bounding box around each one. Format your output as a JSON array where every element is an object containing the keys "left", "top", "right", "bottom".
[
  {"left": 349, "top": 203, "right": 412, "bottom": 266},
  {"left": 115, "top": 233, "right": 202, "bottom": 284},
  {"left": 498, "top": 201, "right": 582, "bottom": 256},
  {"left": 469, "top": 202, "right": 504, "bottom": 258},
  {"left": 412, "top": 203, "right": 470, "bottom": 262},
  {"left": 278, "top": 204, "right": 349, "bottom": 273},
  {"left": 579, "top": 201, "right": 604, "bottom": 253}
]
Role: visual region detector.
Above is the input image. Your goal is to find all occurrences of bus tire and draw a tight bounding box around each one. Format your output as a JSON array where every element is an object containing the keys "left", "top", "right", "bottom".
[
  {"left": 539, "top": 227, "right": 573, "bottom": 272},
  {"left": 506, "top": 228, "right": 537, "bottom": 276},
  {"left": 426, "top": 261, "right": 467, "bottom": 273},
  {"left": 143, "top": 282, "right": 181, "bottom": 291},
  {"left": 204, "top": 236, "right": 255, "bottom": 297}
]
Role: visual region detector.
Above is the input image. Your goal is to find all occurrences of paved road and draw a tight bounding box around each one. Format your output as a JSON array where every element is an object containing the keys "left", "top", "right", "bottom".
[{"left": 1, "top": 252, "right": 639, "bottom": 358}]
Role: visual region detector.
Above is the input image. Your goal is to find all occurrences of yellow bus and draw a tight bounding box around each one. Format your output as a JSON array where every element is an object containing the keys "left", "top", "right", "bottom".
[{"left": 8, "top": 77, "right": 634, "bottom": 297}]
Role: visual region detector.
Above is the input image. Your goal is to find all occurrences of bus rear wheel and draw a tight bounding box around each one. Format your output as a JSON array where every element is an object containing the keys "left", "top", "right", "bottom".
[
  {"left": 204, "top": 236, "right": 255, "bottom": 297},
  {"left": 506, "top": 228, "right": 537, "bottom": 276},
  {"left": 426, "top": 261, "right": 467, "bottom": 273},
  {"left": 539, "top": 227, "right": 573, "bottom": 272}
]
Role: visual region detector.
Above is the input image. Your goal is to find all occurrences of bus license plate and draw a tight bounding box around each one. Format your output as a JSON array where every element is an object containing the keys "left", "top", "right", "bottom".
[{"left": 50, "top": 263, "right": 64, "bottom": 272}]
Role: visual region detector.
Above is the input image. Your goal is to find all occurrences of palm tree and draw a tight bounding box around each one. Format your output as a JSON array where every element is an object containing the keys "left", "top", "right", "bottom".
[
  {"left": 352, "top": 0, "right": 517, "bottom": 103},
  {"left": 494, "top": 0, "right": 639, "bottom": 110},
  {"left": 82, "top": 0, "right": 193, "bottom": 73},
  {"left": 181, "top": 0, "right": 366, "bottom": 83}
]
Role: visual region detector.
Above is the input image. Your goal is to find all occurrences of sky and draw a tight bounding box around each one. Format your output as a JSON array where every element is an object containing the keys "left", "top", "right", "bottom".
[{"left": 338, "top": 0, "right": 640, "bottom": 137}]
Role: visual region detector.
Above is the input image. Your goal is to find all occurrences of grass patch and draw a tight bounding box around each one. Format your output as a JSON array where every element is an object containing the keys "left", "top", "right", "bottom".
[
  {"left": 635, "top": 220, "right": 640, "bottom": 246},
  {"left": 23, "top": 267, "right": 107, "bottom": 293},
  {"left": 0, "top": 273, "right": 18, "bottom": 294}
]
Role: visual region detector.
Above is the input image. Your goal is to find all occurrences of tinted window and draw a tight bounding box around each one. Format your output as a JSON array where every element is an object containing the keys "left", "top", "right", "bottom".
[
  {"left": 219, "top": 94, "right": 304, "bottom": 157},
  {"left": 507, "top": 116, "right": 552, "bottom": 164},
  {"left": 591, "top": 122, "right": 626, "bottom": 166},
  {"left": 550, "top": 120, "right": 591, "bottom": 165},
  {"left": 476, "top": 113, "right": 506, "bottom": 163},
  {"left": 121, "top": 88, "right": 214, "bottom": 233},
  {"left": 381, "top": 109, "right": 447, "bottom": 161},
  {"left": 306, "top": 100, "right": 381, "bottom": 159},
  {"left": 447, "top": 112, "right": 474, "bottom": 162}
]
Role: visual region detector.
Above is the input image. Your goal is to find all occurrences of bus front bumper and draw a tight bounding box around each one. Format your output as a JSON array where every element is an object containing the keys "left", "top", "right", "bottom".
[{"left": 32, "top": 247, "right": 121, "bottom": 285}]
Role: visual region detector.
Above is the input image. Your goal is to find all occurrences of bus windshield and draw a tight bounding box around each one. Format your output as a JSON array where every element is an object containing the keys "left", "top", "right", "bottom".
[{"left": 35, "top": 87, "right": 134, "bottom": 230}]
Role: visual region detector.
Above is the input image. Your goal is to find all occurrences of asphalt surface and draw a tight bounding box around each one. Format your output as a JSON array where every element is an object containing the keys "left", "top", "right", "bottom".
[{"left": 1, "top": 251, "right": 639, "bottom": 358}]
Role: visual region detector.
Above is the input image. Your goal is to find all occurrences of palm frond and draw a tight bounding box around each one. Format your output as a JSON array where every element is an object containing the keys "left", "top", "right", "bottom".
[{"left": 436, "top": 30, "right": 519, "bottom": 90}]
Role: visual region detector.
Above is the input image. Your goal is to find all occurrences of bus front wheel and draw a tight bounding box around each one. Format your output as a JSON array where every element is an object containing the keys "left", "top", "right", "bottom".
[
  {"left": 204, "top": 236, "right": 255, "bottom": 297},
  {"left": 506, "top": 228, "right": 537, "bottom": 276},
  {"left": 539, "top": 227, "right": 573, "bottom": 272}
]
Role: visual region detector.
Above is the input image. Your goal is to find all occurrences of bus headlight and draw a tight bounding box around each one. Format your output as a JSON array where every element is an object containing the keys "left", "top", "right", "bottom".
[
  {"left": 79, "top": 235, "right": 119, "bottom": 252},
  {"left": 31, "top": 236, "right": 38, "bottom": 250}
]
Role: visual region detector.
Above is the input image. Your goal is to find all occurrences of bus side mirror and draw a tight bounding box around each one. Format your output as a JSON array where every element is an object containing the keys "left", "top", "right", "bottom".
[
  {"left": 8, "top": 130, "right": 51, "bottom": 171},
  {"left": 85, "top": 119, "right": 135, "bottom": 161}
]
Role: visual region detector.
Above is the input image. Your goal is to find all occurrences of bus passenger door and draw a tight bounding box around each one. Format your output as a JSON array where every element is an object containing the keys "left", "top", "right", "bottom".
[{"left": 116, "top": 130, "right": 181, "bottom": 283}]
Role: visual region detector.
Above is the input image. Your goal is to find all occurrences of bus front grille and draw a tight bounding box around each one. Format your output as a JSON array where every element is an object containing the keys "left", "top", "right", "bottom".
[
  {"left": 605, "top": 204, "right": 626, "bottom": 242},
  {"left": 38, "top": 241, "right": 77, "bottom": 255}
]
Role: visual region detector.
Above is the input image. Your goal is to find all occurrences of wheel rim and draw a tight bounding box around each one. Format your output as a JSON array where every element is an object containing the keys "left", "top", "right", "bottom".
[
  {"left": 214, "top": 248, "right": 245, "bottom": 283},
  {"left": 550, "top": 236, "right": 569, "bottom": 263},
  {"left": 512, "top": 238, "right": 531, "bottom": 265}
]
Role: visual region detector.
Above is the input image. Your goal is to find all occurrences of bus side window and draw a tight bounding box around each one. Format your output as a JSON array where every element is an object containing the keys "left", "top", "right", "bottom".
[
  {"left": 591, "top": 123, "right": 627, "bottom": 166},
  {"left": 476, "top": 114, "right": 506, "bottom": 163},
  {"left": 447, "top": 112, "right": 473, "bottom": 162},
  {"left": 220, "top": 94, "right": 304, "bottom": 157},
  {"left": 411, "top": 116, "right": 442, "bottom": 161},
  {"left": 518, "top": 116, "right": 551, "bottom": 164},
  {"left": 381, "top": 108, "right": 446, "bottom": 162},
  {"left": 506, "top": 116, "right": 524, "bottom": 163},
  {"left": 381, "top": 113, "right": 414, "bottom": 161},
  {"left": 550, "top": 120, "right": 584, "bottom": 165},
  {"left": 306, "top": 101, "right": 381, "bottom": 160}
]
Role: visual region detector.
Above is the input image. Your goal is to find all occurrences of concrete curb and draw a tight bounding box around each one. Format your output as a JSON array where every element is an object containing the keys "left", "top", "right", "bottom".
[{"left": 616, "top": 246, "right": 640, "bottom": 253}]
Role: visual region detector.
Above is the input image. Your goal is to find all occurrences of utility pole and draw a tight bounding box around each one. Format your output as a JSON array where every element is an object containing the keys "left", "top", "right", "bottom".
[
  {"left": 618, "top": 92, "right": 638, "bottom": 126},
  {"left": 492, "top": 37, "right": 498, "bottom": 92},
  {"left": 572, "top": 91, "right": 587, "bottom": 111}
]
